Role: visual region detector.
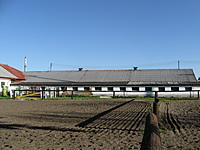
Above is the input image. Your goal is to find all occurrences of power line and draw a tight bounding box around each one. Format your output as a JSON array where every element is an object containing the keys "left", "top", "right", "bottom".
[
  {"left": 50, "top": 60, "right": 200, "bottom": 70},
  {"left": 52, "top": 63, "right": 132, "bottom": 69}
]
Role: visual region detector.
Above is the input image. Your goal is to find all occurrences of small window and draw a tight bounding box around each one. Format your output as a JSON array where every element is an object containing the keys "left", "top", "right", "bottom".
[
  {"left": 61, "top": 87, "right": 67, "bottom": 91},
  {"left": 1, "top": 82, "right": 5, "bottom": 87},
  {"left": 132, "top": 87, "right": 139, "bottom": 91},
  {"left": 95, "top": 87, "right": 102, "bottom": 91},
  {"left": 171, "top": 87, "right": 179, "bottom": 91},
  {"left": 185, "top": 87, "right": 192, "bottom": 91},
  {"left": 73, "top": 87, "right": 78, "bottom": 91},
  {"left": 120, "top": 87, "right": 126, "bottom": 91},
  {"left": 107, "top": 87, "right": 113, "bottom": 91},
  {"left": 159, "top": 87, "right": 165, "bottom": 92},
  {"left": 84, "top": 87, "right": 90, "bottom": 91},
  {"left": 145, "top": 87, "right": 152, "bottom": 91}
]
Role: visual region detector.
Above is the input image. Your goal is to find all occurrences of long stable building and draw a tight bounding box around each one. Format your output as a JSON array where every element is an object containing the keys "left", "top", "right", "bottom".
[{"left": 12, "top": 68, "right": 200, "bottom": 98}]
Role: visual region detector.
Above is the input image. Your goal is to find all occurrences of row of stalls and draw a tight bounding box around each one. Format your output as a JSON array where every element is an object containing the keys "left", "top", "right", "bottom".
[{"left": 13, "top": 84, "right": 200, "bottom": 99}]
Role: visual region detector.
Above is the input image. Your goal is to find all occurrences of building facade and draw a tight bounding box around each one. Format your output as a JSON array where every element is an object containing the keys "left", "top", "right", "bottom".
[
  {"left": 0, "top": 64, "right": 25, "bottom": 96},
  {"left": 13, "top": 69, "right": 200, "bottom": 98}
]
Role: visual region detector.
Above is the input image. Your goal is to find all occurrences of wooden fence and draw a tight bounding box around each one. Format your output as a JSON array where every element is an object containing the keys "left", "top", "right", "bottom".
[{"left": 141, "top": 113, "right": 162, "bottom": 150}]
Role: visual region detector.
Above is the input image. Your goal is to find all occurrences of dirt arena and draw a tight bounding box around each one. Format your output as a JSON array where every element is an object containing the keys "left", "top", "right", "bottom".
[
  {"left": 159, "top": 100, "right": 200, "bottom": 150},
  {"left": 0, "top": 99, "right": 199, "bottom": 150}
]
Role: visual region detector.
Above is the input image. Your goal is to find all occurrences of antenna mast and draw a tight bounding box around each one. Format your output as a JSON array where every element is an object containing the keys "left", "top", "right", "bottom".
[
  {"left": 178, "top": 60, "right": 180, "bottom": 69},
  {"left": 24, "top": 56, "right": 27, "bottom": 72},
  {"left": 50, "top": 63, "right": 52, "bottom": 71}
]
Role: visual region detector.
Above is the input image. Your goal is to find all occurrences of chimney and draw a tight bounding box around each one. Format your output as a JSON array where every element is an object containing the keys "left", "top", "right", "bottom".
[
  {"left": 133, "top": 67, "right": 138, "bottom": 70},
  {"left": 78, "top": 68, "right": 83, "bottom": 71}
]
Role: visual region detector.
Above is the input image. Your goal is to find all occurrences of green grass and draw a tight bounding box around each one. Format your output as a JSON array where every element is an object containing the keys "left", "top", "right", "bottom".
[
  {"left": 134, "top": 96, "right": 199, "bottom": 103},
  {"left": 46, "top": 95, "right": 135, "bottom": 100},
  {"left": 0, "top": 96, "right": 11, "bottom": 99},
  {"left": 140, "top": 130, "right": 145, "bottom": 135},
  {"left": 159, "top": 122, "right": 168, "bottom": 134},
  {"left": 2, "top": 94, "right": 198, "bottom": 101},
  {"left": 18, "top": 97, "right": 41, "bottom": 100},
  {"left": 159, "top": 128, "right": 167, "bottom": 134},
  {"left": 159, "top": 96, "right": 198, "bottom": 100},
  {"left": 134, "top": 97, "right": 154, "bottom": 100},
  {"left": 46, "top": 95, "right": 101, "bottom": 100}
]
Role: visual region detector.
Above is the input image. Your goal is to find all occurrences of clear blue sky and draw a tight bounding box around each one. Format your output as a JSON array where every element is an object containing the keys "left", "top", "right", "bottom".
[{"left": 1, "top": 0, "right": 200, "bottom": 77}]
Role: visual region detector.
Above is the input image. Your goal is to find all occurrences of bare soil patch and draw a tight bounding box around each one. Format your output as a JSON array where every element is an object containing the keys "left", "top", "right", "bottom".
[
  {"left": 0, "top": 99, "right": 150, "bottom": 150},
  {"left": 1, "top": 99, "right": 199, "bottom": 150},
  {"left": 159, "top": 100, "right": 200, "bottom": 150}
]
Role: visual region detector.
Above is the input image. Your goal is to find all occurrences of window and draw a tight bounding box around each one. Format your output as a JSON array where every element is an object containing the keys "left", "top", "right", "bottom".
[
  {"left": 84, "top": 87, "right": 90, "bottom": 91},
  {"left": 107, "top": 87, "right": 113, "bottom": 91},
  {"left": 73, "top": 87, "right": 78, "bottom": 91},
  {"left": 95, "top": 87, "right": 102, "bottom": 91},
  {"left": 120, "top": 87, "right": 126, "bottom": 91},
  {"left": 145, "top": 87, "right": 152, "bottom": 91},
  {"left": 171, "top": 87, "right": 179, "bottom": 91},
  {"left": 132, "top": 87, "right": 139, "bottom": 91},
  {"left": 1, "top": 82, "right": 5, "bottom": 87},
  {"left": 159, "top": 87, "right": 165, "bottom": 92},
  {"left": 61, "top": 87, "right": 67, "bottom": 91},
  {"left": 185, "top": 87, "right": 192, "bottom": 91}
]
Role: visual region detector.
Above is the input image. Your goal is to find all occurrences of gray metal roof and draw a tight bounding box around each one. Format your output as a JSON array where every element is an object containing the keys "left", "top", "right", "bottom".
[
  {"left": 0, "top": 66, "right": 17, "bottom": 79},
  {"left": 17, "top": 69, "right": 197, "bottom": 86}
]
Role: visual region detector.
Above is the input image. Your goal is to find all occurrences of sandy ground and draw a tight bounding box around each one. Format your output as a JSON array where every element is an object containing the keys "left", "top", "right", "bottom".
[
  {"left": 0, "top": 99, "right": 199, "bottom": 150},
  {"left": 159, "top": 100, "right": 200, "bottom": 150},
  {"left": 0, "top": 99, "right": 150, "bottom": 150}
]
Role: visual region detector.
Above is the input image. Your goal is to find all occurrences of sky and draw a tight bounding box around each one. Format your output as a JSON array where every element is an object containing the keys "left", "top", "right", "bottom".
[{"left": 0, "top": 0, "right": 200, "bottom": 77}]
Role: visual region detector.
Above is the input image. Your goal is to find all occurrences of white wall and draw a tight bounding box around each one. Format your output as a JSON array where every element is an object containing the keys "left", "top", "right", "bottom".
[
  {"left": 91, "top": 85, "right": 200, "bottom": 97},
  {"left": 0, "top": 78, "right": 11, "bottom": 92},
  {"left": 12, "top": 85, "right": 200, "bottom": 98}
]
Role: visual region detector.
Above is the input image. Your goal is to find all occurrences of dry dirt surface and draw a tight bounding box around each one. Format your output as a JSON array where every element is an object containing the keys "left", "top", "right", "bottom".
[
  {"left": 159, "top": 100, "right": 200, "bottom": 150},
  {"left": 0, "top": 99, "right": 150, "bottom": 150}
]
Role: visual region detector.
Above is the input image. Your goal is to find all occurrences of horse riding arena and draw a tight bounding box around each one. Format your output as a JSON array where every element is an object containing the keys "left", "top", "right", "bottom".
[{"left": 0, "top": 99, "right": 199, "bottom": 149}]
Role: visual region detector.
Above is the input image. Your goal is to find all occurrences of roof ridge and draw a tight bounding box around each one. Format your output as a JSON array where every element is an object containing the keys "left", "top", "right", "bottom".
[{"left": 24, "top": 68, "right": 193, "bottom": 72}]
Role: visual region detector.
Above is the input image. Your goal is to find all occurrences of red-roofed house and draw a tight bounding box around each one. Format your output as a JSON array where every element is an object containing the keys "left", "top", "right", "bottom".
[{"left": 0, "top": 64, "right": 25, "bottom": 96}]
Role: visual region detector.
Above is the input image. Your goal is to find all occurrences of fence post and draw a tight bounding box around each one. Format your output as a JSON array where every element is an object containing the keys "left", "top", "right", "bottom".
[
  {"left": 42, "top": 87, "right": 45, "bottom": 100},
  {"left": 13, "top": 90, "right": 16, "bottom": 99},
  {"left": 54, "top": 89, "right": 56, "bottom": 97},
  {"left": 141, "top": 113, "right": 162, "bottom": 150},
  {"left": 153, "top": 92, "right": 159, "bottom": 119},
  {"left": 113, "top": 91, "right": 115, "bottom": 98},
  {"left": 71, "top": 91, "right": 74, "bottom": 99}
]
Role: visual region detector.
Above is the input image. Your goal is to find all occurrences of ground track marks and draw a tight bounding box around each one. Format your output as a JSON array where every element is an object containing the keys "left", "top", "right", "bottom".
[{"left": 77, "top": 101, "right": 151, "bottom": 132}]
